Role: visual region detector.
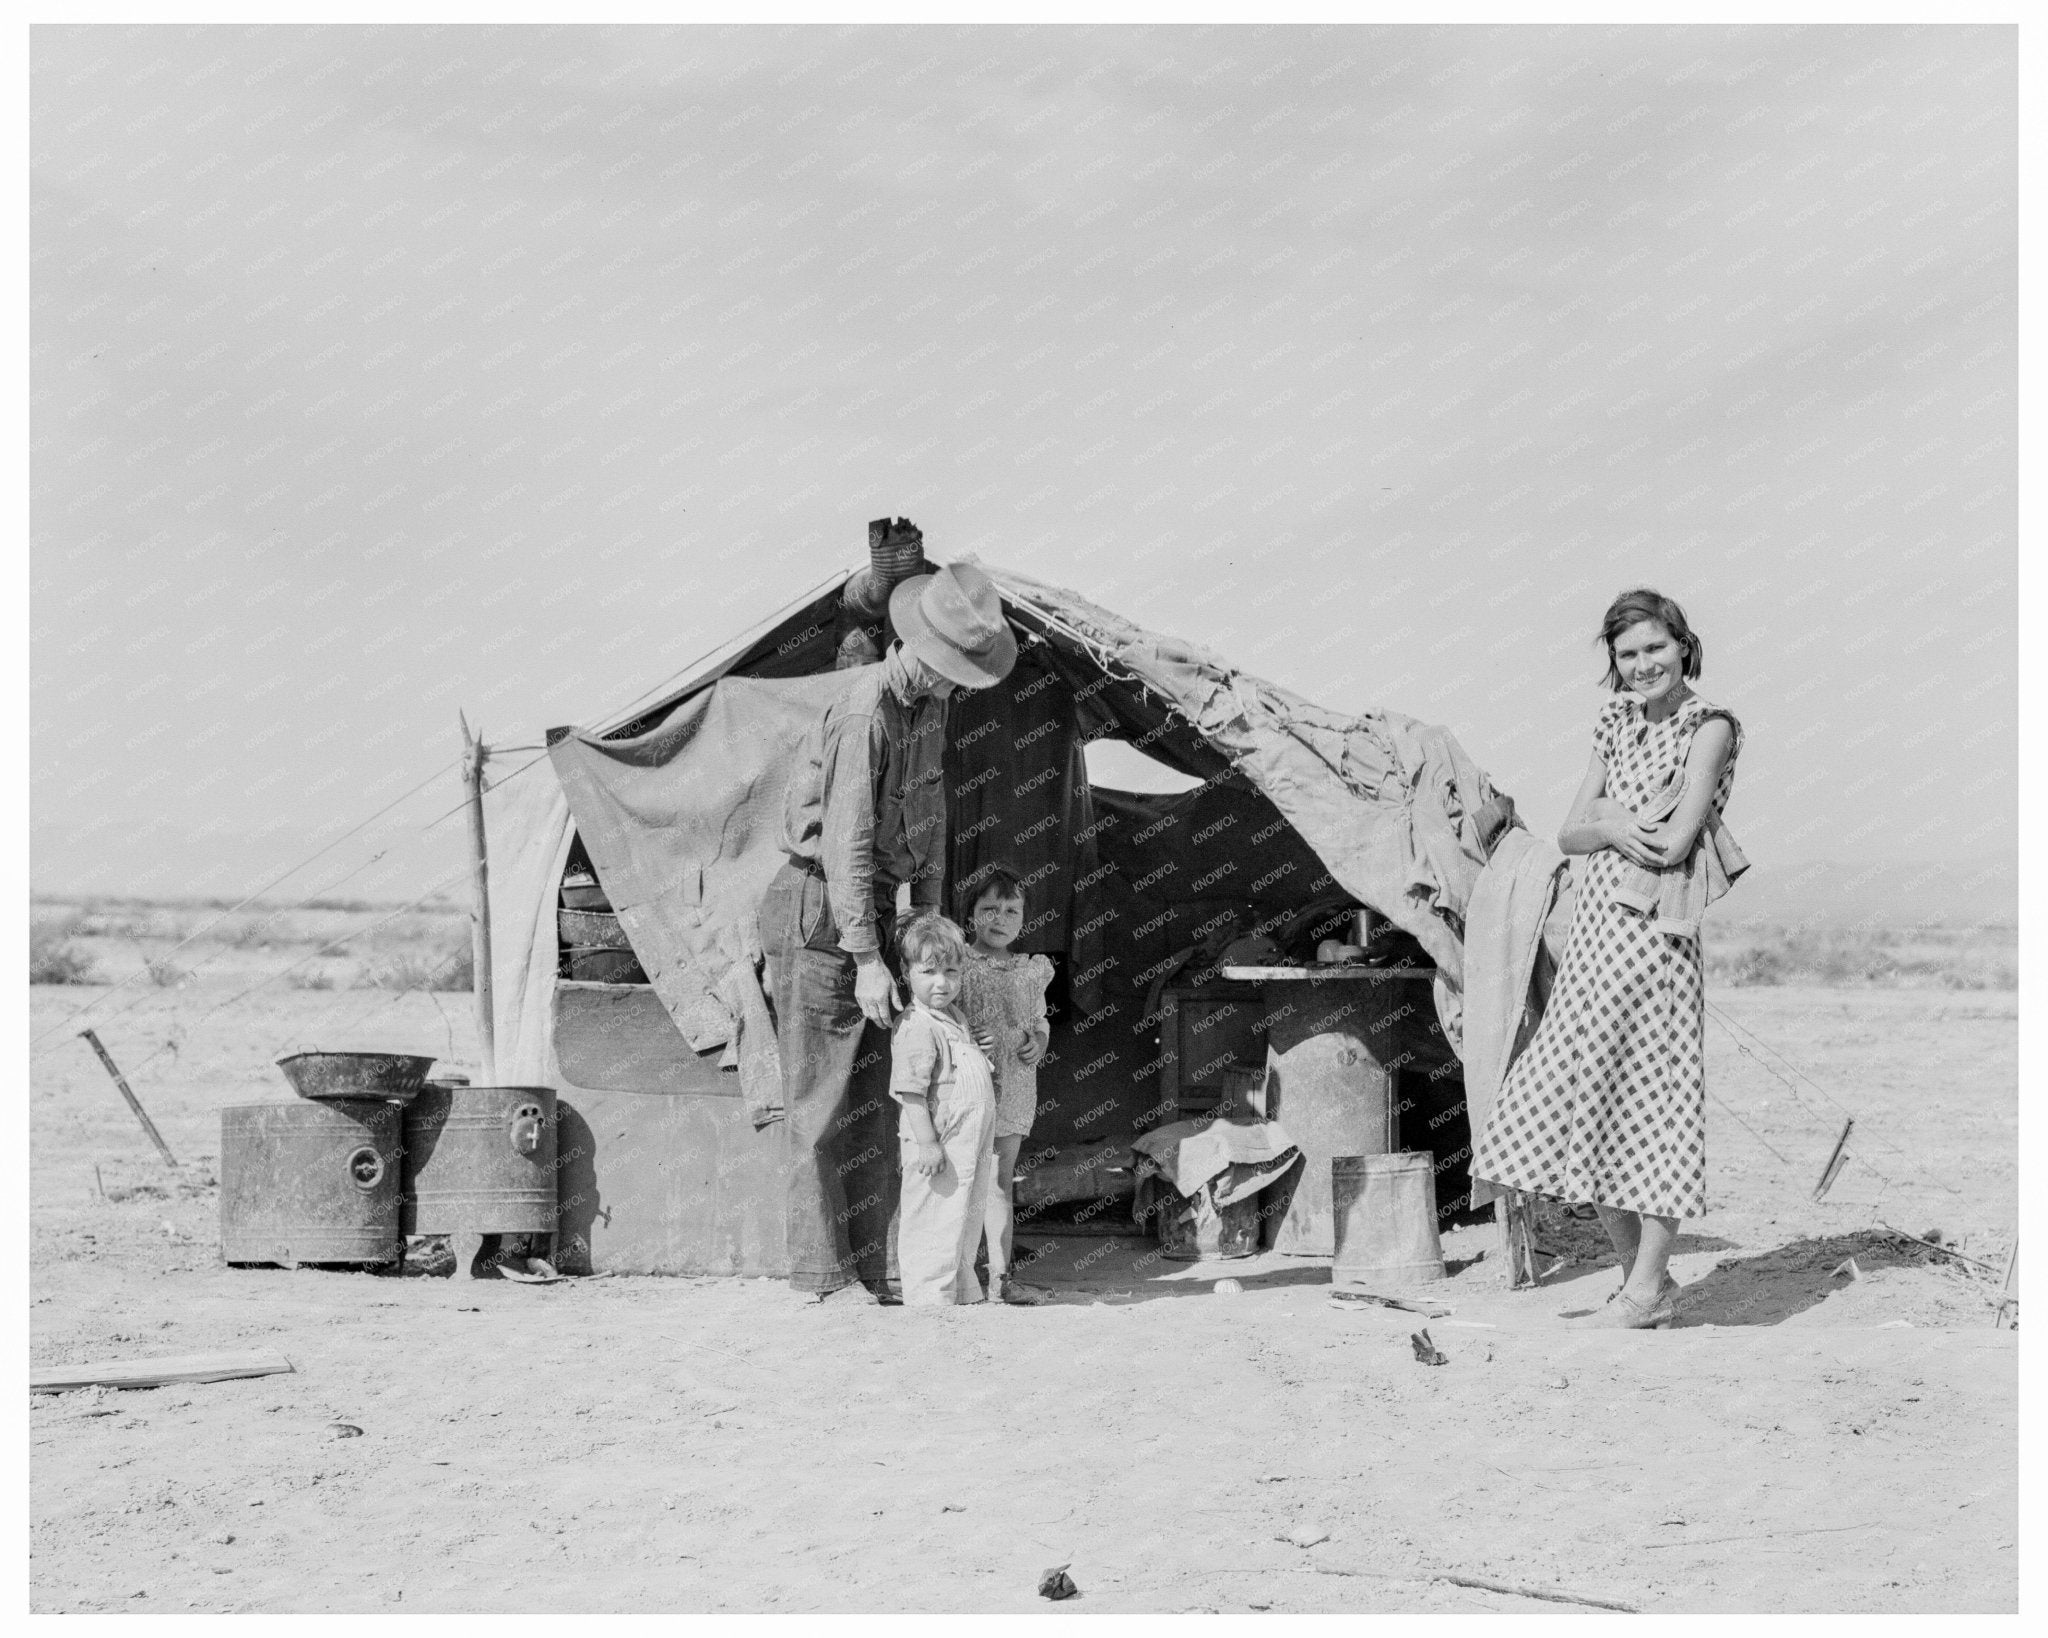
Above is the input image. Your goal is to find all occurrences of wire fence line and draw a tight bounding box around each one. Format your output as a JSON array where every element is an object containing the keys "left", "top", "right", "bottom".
[
  {"left": 31, "top": 575, "right": 852, "bottom": 1084},
  {"left": 30, "top": 771, "right": 478, "bottom": 1061},
  {"left": 30, "top": 757, "right": 462, "bottom": 1050},
  {"left": 1703, "top": 999, "right": 1966, "bottom": 1203},
  {"left": 82, "top": 872, "right": 473, "bottom": 1094}
]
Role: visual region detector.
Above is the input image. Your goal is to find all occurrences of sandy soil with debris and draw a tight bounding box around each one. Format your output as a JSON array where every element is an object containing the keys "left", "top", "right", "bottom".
[{"left": 29, "top": 980, "right": 2016, "bottom": 1613}]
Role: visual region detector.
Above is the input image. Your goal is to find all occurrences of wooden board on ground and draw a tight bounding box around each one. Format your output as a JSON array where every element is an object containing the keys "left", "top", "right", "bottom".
[
  {"left": 30, "top": 1351, "right": 296, "bottom": 1394},
  {"left": 1217, "top": 965, "right": 1434, "bottom": 981}
]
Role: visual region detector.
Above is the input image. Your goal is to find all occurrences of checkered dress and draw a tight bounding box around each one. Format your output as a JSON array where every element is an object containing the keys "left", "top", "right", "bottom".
[{"left": 1472, "top": 692, "right": 1742, "bottom": 1219}]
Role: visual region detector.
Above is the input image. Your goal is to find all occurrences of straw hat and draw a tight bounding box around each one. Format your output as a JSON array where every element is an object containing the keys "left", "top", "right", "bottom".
[{"left": 888, "top": 561, "right": 1017, "bottom": 688}]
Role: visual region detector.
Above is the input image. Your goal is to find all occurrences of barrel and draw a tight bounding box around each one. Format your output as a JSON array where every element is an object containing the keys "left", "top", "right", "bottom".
[
  {"left": 220, "top": 1099, "right": 402, "bottom": 1267},
  {"left": 1260, "top": 991, "right": 1399, "bottom": 1255},
  {"left": 401, "top": 1084, "right": 558, "bottom": 1235},
  {"left": 1331, "top": 1152, "right": 1446, "bottom": 1287}
]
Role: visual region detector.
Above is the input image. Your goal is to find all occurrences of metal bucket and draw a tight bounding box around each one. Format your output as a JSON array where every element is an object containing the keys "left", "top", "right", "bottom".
[
  {"left": 220, "top": 1099, "right": 402, "bottom": 1266},
  {"left": 1331, "top": 1152, "right": 1446, "bottom": 1288},
  {"left": 1261, "top": 993, "right": 1398, "bottom": 1256},
  {"left": 401, "top": 1084, "right": 558, "bottom": 1235}
]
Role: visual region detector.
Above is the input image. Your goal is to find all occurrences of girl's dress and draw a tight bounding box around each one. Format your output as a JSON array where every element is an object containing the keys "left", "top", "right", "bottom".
[
  {"left": 1471, "top": 692, "right": 1742, "bottom": 1219},
  {"left": 959, "top": 947, "right": 1055, "bottom": 1141},
  {"left": 889, "top": 1001, "right": 997, "bottom": 1305}
]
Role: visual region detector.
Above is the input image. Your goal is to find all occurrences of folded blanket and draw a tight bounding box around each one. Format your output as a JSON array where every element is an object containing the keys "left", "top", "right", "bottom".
[
  {"left": 1609, "top": 767, "right": 1749, "bottom": 938},
  {"left": 1132, "top": 1116, "right": 1300, "bottom": 1202}
]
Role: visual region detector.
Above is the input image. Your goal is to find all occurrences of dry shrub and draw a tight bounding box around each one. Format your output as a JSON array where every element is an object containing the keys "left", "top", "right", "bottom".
[
  {"left": 29, "top": 923, "right": 98, "bottom": 985},
  {"left": 1707, "top": 922, "right": 2016, "bottom": 990},
  {"left": 361, "top": 942, "right": 474, "bottom": 993},
  {"left": 223, "top": 915, "right": 280, "bottom": 949}
]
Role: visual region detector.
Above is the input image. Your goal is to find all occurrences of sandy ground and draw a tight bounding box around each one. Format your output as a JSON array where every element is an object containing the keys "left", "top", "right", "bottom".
[{"left": 28, "top": 980, "right": 2017, "bottom": 1613}]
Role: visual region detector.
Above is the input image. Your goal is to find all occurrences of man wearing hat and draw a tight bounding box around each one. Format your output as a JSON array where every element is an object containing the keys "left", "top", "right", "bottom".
[{"left": 761, "top": 559, "right": 1017, "bottom": 1303}]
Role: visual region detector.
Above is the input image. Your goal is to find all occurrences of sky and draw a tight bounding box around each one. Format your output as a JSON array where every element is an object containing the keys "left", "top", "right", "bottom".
[{"left": 30, "top": 23, "right": 2016, "bottom": 906}]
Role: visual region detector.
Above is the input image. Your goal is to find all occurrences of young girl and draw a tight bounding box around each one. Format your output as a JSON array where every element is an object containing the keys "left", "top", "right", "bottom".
[
  {"left": 889, "top": 912, "right": 998, "bottom": 1306},
  {"left": 957, "top": 867, "right": 1055, "bottom": 1306}
]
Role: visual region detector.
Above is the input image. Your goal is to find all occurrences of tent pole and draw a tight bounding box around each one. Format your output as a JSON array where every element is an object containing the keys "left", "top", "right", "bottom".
[{"left": 460, "top": 713, "right": 498, "bottom": 1086}]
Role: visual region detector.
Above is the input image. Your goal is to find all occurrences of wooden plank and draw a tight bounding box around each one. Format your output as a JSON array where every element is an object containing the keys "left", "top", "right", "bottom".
[
  {"left": 553, "top": 981, "right": 735, "bottom": 1096},
  {"left": 31, "top": 1350, "right": 296, "bottom": 1394},
  {"left": 557, "top": 1089, "right": 786, "bottom": 1276},
  {"left": 1218, "top": 965, "right": 1434, "bottom": 981},
  {"left": 1994, "top": 1239, "right": 2018, "bottom": 1329},
  {"left": 460, "top": 716, "right": 498, "bottom": 1086},
  {"left": 79, "top": 1028, "right": 179, "bottom": 1169},
  {"left": 1498, "top": 1190, "right": 1540, "bottom": 1289},
  {"left": 1156, "top": 990, "right": 1180, "bottom": 1123}
]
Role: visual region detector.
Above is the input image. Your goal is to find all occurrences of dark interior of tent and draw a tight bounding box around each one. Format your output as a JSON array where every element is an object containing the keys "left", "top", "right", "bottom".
[{"left": 552, "top": 575, "right": 1482, "bottom": 1262}]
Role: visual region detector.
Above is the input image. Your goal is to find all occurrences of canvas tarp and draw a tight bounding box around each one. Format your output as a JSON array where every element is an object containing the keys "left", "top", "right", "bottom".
[
  {"left": 485, "top": 753, "right": 575, "bottom": 1090},
  {"left": 980, "top": 563, "right": 1509, "bottom": 989},
  {"left": 494, "top": 559, "right": 1512, "bottom": 1093},
  {"left": 544, "top": 668, "right": 856, "bottom": 1062}
]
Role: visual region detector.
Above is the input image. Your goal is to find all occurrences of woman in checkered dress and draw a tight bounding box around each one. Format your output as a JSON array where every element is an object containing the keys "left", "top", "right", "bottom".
[{"left": 1471, "top": 589, "right": 1741, "bottom": 1329}]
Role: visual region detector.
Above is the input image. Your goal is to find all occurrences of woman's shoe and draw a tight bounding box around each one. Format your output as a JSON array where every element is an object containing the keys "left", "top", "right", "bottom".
[
  {"left": 1576, "top": 1286, "right": 1678, "bottom": 1329},
  {"left": 1567, "top": 1271, "right": 1679, "bottom": 1318},
  {"left": 1603, "top": 1272, "right": 1681, "bottom": 1305}
]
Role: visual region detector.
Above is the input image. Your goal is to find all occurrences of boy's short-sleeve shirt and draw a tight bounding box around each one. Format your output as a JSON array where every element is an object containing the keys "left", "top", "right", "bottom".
[{"left": 889, "top": 1005, "right": 956, "bottom": 1107}]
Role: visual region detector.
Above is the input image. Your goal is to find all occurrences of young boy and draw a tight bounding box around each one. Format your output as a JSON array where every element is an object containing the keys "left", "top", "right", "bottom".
[{"left": 889, "top": 912, "right": 998, "bottom": 1306}]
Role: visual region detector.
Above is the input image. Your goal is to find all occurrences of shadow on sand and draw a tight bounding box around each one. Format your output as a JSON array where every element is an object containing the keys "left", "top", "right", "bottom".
[
  {"left": 1534, "top": 1226, "right": 1947, "bottom": 1326},
  {"left": 1663, "top": 1228, "right": 1954, "bottom": 1327}
]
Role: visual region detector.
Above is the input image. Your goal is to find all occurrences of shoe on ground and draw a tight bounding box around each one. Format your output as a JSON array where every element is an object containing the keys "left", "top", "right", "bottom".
[{"left": 811, "top": 1282, "right": 880, "bottom": 1307}]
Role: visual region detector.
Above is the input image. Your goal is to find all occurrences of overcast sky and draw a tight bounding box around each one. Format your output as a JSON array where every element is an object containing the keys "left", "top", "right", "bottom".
[{"left": 31, "top": 23, "right": 2014, "bottom": 904}]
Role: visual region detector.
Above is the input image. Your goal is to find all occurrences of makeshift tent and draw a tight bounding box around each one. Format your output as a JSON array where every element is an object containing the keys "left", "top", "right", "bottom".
[{"left": 483, "top": 555, "right": 1514, "bottom": 1276}]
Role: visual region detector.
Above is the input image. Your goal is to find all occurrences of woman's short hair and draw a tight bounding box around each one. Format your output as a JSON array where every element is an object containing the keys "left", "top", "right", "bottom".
[
  {"left": 1597, "top": 588, "right": 1703, "bottom": 692},
  {"left": 961, "top": 862, "right": 1026, "bottom": 913},
  {"left": 897, "top": 910, "right": 967, "bottom": 969}
]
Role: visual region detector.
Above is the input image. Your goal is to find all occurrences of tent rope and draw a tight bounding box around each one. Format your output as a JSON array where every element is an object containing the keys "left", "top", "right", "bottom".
[
  {"left": 582, "top": 570, "right": 846, "bottom": 737},
  {"left": 31, "top": 757, "right": 460, "bottom": 1050},
  {"left": 33, "top": 572, "right": 850, "bottom": 1076}
]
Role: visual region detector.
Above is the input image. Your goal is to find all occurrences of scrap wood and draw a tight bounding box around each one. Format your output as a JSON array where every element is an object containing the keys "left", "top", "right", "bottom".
[
  {"left": 31, "top": 1350, "right": 295, "bottom": 1394},
  {"left": 1878, "top": 1224, "right": 2002, "bottom": 1274},
  {"left": 1812, "top": 1116, "right": 1854, "bottom": 1201},
  {"left": 1432, "top": 1572, "right": 1638, "bottom": 1613},
  {"left": 1642, "top": 1520, "right": 1878, "bottom": 1550},
  {"left": 1498, "top": 1192, "right": 1540, "bottom": 1289},
  {"left": 1993, "top": 1240, "right": 2018, "bottom": 1329},
  {"left": 79, "top": 1028, "right": 179, "bottom": 1170},
  {"left": 1328, "top": 1288, "right": 1452, "bottom": 1318}
]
